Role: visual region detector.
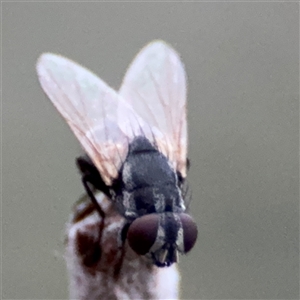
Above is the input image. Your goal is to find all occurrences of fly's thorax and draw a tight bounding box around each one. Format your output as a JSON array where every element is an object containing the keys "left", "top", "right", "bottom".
[
  {"left": 121, "top": 136, "right": 178, "bottom": 191},
  {"left": 111, "top": 136, "right": 186, "bottom": 218},
  {"left": 126, "top": 212, "right": 198, "bottom": 267},
  {"left": 111, "top": 185, "right": 184, "bottom": 221},
  {"left": 128, "top": 184, "right": 183, "bottom": 214}
]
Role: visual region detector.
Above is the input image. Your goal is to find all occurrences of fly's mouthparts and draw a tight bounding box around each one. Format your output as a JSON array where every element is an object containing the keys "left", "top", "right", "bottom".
[
  {"left": 158, "top": 248, "right": 168, "bottom": 264},
  {"left": 173, "top": 249, "right": 179, "bottom": 264}
]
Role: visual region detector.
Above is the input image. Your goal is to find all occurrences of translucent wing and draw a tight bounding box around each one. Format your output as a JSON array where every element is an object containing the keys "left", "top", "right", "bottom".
[
  {"left": 36, "top": 53, "right": 144, "bottom": 185},
  {"left": 119, "top": 41, "right": 188, "bottom": 178}
]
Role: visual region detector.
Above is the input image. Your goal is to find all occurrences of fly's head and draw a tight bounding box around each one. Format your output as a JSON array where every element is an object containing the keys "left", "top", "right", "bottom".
[{"left": 126, "top": 212, "right": 197, "bottom": 267}]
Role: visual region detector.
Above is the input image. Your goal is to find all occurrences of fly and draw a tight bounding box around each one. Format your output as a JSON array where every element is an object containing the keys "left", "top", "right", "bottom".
[{"left": 36, "top": 40, "right": 198, "bottom": 267}]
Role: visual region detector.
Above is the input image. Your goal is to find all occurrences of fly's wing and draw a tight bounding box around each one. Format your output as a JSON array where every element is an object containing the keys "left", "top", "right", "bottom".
[
  {"left": 36, "top": 53, "right": 143, "bottom": 185},
  {"left": 119, "top": 41, "right": 187, "bottom": 178}
]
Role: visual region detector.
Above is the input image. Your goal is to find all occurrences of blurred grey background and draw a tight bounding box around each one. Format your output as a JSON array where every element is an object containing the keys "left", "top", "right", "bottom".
[{"left": 2, "top": 2, "right": 299, "bottom": 300}]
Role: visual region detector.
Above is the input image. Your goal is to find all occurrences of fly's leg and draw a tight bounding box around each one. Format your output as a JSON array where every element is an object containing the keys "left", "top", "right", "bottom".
[
  {"left": 80, "top": 175, "right": 106, "bottom": 266},
  {"left": 113, "top": 223, "right": 130, "bottom": 279},
  {"left": 76, "top": 155, "right": 111, "bottom": 197},
  {"left": 77, "top": 155, "right": 132, "bottom": 278},
  {"left": 81, "top": 175, "right": 105, "bottom": 220},
  {"left": 77, "top": 155, "right": 109, "bottom": 247}
]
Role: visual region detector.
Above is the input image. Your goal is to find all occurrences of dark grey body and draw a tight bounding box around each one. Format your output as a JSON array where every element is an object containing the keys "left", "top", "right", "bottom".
[
  {"left": 76, "top": 136, "right": 195, "bottom": 267},
  {"left": 111, "top": 136, "right": 186, "bottom": 220}
]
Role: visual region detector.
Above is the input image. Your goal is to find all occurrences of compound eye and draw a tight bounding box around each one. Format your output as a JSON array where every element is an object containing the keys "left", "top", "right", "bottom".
[
  {"left": 179, "top": 213, "right": 198, "bottom": 253},
  {"left": 127, "top": 214, "right": 159, "bottom": 255}
]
